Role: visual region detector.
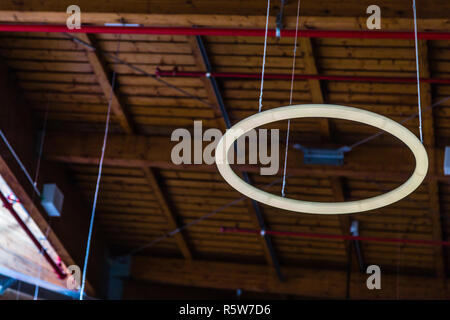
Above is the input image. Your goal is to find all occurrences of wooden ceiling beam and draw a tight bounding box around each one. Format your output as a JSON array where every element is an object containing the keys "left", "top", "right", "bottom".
[
  {"left": 0, "top": 1, "right": 449, "bottom": 26},
  {"left": 188, "top": 35, "right": 282, "bottom": 277},
  {"left": 44, "top": 132, "right": 450, "bottom": 181},
  {"left": 131, "top": 256, "right": 448, "bottom": 299},
  {"left": 78, "top": 35, "right": 193, "bottom": 261},
  {"left": 0, "top": 0, "right": 441, "bottom": 16},
  {"left": 418, "top": 40, "right": 447, "bottom": 286},
  {"left": 300, "top": 38, "right": 331, "bottom": 141},
  {"left": 76, "top": 33, "right": 134, "bottom": 134},
  {"left": 301, "top": 38, "right": 361, "bottom": 271},
  {"left": 141, "top": 167, "right": 193, "bottom": 260}
]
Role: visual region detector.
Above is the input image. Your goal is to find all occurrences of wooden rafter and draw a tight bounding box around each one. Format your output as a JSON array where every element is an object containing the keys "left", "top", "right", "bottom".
[
  {"left": 77, "top": 35, "right": 195, "bottom": 259},
  {"left": 302, "top": 38, "right": 360, "bottom": 268},
  {"left": 44, "top": 132, "right": 450, "bottom": 180},
  {"left": 188, "top": 35, "right": 282, "bottom": 275},
  {"left": 418, "top": 40, "right": 447, "bottom": 284},
  {"left": 76, "top": 33, "right": 134, "bottom": 134},
  {"left": 300, "top": 38, "right": 331, "bottom": 141},
  {"left": 141, "top": 167, "right": 193, "bottom": 260},
  {"left": 131, "top": 256, "right": 449, "bottom": 299},
  {"left": 0, "top": 3, "right": 448, "bottom": 31}
]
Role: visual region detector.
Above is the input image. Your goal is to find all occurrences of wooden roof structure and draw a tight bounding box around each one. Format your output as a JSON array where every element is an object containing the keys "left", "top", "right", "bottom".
[{"left": 0, "top": 0, "right": 449, "bottom": 299}]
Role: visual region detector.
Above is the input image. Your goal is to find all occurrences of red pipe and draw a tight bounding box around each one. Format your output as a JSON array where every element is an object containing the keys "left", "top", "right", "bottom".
[
  {"left": 0, "top": 192, "right": 67, "bottom": 279},
  {"left": 156, "top": 70, "right": 450, "bottom": 84},
  {"left": 220, "top": 227, "right": 450, "bottom": 247},
  {"left": 0, "top": 24, "right": 450, "bottom": 40}
]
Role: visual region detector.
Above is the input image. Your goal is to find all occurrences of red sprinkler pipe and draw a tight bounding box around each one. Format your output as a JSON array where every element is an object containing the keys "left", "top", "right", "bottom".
[
  {"left": 0, "top": 24, "right": 450, "bottom": 40},
  {"left": 220, "top": 227, "right": 450, "bottom": 247},
  {"left": 0, "top": 192, "right": 67, "bottom": 279},
  {"left": 156, "top": 70, "right": 450, "bottom": 84}
]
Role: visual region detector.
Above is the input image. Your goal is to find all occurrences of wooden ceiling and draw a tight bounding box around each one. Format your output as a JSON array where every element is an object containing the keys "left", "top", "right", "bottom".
[{"left": 0, "top": 0, "right": 449, "bottom": 299}]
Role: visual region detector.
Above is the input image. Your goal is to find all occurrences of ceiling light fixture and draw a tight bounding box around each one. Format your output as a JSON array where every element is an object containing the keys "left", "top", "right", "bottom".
[{"left": 215, "top": 104, "right": 428, "bottom": 214}]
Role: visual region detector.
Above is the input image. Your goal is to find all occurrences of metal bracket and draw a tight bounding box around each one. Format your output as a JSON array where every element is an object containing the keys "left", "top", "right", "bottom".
[
  {"left": 294, "top": 144, "right": 350, "bottom": 166},
  {"left": 104, "top": 18, "right": 140, "bottom": 28},
  {"left": 276, "top": 0, "right": 286, "bottom": 39},
  {"left": 350, "top": 220, "right": 359, "bottom": 236},
  {"left": 349, "top": 220, "right": 366, "bottom": 272},
  {"left": 444, "top": 146, "right": 450, "bottom": 175}
]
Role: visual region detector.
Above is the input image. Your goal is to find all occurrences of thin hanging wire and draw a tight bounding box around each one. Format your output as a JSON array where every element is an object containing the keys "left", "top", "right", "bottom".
[
  {"left": 397, "top": 0, "right": 422, "bottom": 292},
  {"left": 79, "top": 36, "right": 121, "bottom": 300},
  {"left": 281, "top": 0, "right": 301, "bottom": 198},
  {"left": 258, "top": 0, "right": 271, "bottom": 112},
  {"left": 346, "top": 95, "right": 450, "bottom": 150},
  {"left": 413, "top": 0, "right": 423, "bottom": 143},
  {"left": 32, "top": 104, "right": 50, "bottom": 200},
  {"left": 32, "top": 101, "right": 51, "bottom": 300},
  {"left": 0, "top": 129, "right": 40, "bottom": 197}
]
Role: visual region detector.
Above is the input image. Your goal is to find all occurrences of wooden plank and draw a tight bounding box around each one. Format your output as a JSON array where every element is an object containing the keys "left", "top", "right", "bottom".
[
  {"left": 76, "top": 33, "right": 134, "bottom": 134},
  {"left": 0, "top": 2, "right": 448, "bottom": 28},
  {"left": 141, "top": 167, "right": 193, "bottom": 259},
  {"left": 131, "top": 256, "right": 448, "bottom": 299}
]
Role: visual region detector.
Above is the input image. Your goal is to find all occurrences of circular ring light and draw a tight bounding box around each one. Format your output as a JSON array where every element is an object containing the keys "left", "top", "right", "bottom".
[{"left": 215, "top": 104, "right": 428, "bottom": 214}]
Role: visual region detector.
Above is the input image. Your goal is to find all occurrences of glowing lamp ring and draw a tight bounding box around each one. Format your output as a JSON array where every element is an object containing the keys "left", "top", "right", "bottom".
[{"left": 215, "top": 104, "right": 428, "bottom": 214}]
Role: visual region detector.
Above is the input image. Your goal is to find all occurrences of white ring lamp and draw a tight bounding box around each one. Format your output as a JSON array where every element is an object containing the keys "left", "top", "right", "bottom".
[{"left": 215, "top": 104, "right": 428, "bottom": 214}]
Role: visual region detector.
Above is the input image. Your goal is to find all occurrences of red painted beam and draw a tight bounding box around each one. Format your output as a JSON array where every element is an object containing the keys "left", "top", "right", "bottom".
[
  {"left": 0, "top": 24, "right": 450, "bottom": 40},
  {"left": 0, "top": 191, "right": 67, "bottom": 279}
]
